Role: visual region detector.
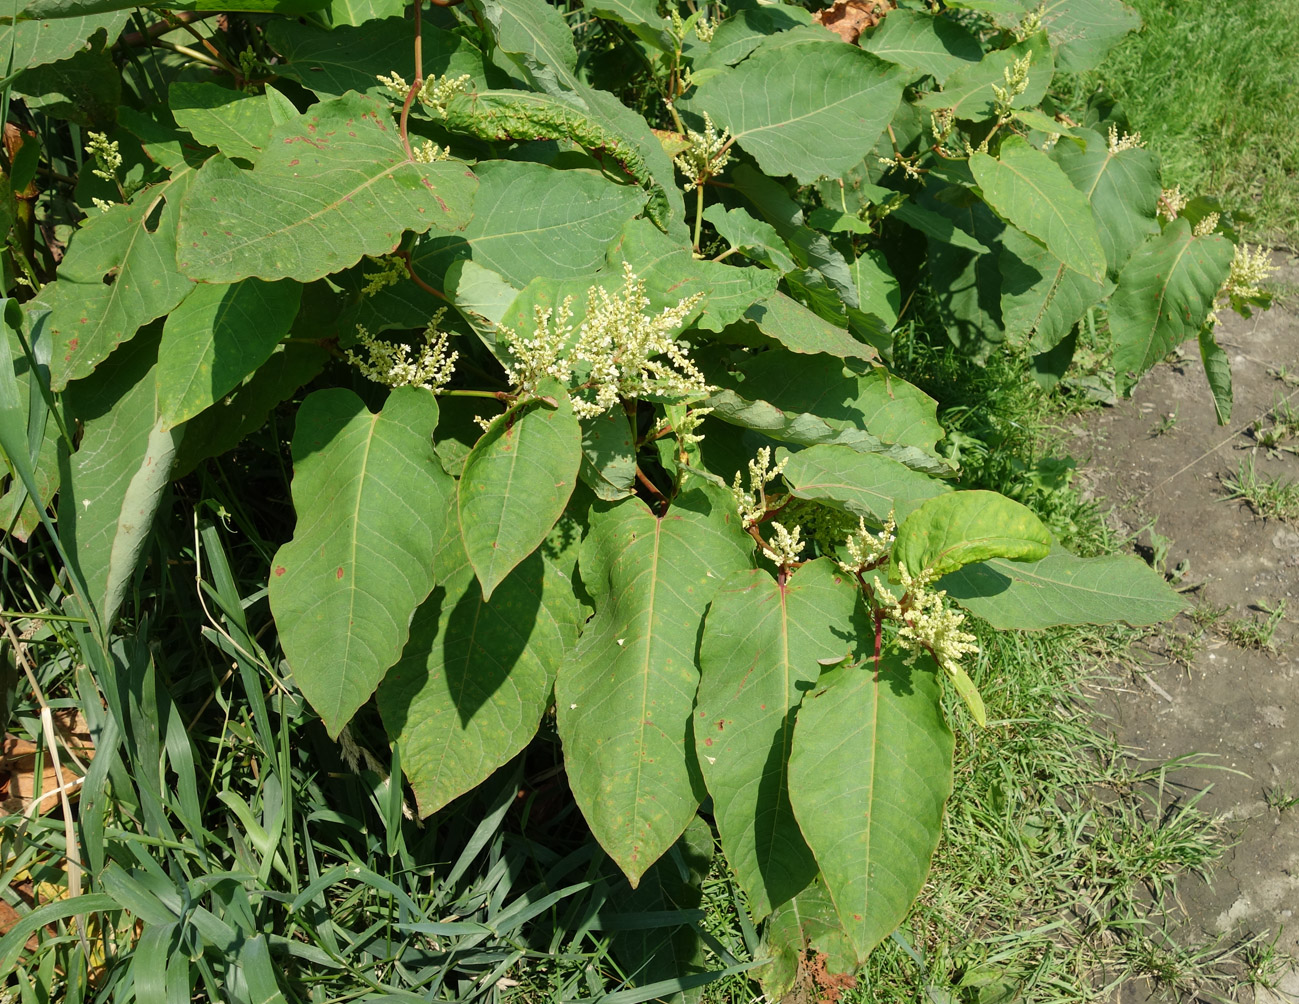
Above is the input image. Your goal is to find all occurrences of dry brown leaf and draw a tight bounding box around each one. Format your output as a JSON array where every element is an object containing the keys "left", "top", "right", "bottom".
[
  {"left": 0, "top": 711, "right": 94, "bottom": 817},
  {"left": 813, "top": 0, "right": 895, "bottom": 45}
]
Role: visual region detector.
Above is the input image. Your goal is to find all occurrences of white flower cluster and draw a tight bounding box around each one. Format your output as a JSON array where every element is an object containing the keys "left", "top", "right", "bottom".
[
  {"left": 1107, "top": 124, "right": 1143, "bottom": 154},
  {"left": 347, "top": 313, "right": 458, "bottom": 392},
  {"left": 85, "top": 132, "right": 121, "bottom": 184},
  {"left": 412, "top": 140, "right": 451, "bottom": 163},
  {"left": 1223, "top": 242, "right": 1275, "bottom": 302},
  {"left": 672, "top": 405, "right": 712, "bottom": 447},
  {"left": 1012, "top": 3, "right": 1044, "bottom": 41},
  {"left": 1158, "top": 185, "right": 1188, "bottom": 222},
  {"left": 992, "top": 53, "right": 1033, "bottom": 118},
  {"left": 838, "top": 513, "right": 896, "bottom": 575},
  {"left": 1193, "top": 212, "right": 1220, "bottom": 237},
  {"left": 764, "top": 522, "right": 805, "bottom": 568},
  {"left": 673, "top": 113, "right": 732, "bottom": 192},
  {"left": 731, "top": 447, "right": 787, "bottom": 528},
  {"left": 873, "top": 564, "right": 980, "bottom": 677},
  {"left": 420, "top": 73, "right": 473, "bottom": 114},
  {"left": 376, "top": 72, "right": 472, "bottom": 114},
  {"left": 502, "top": 264, "right": 708, "bottom": 419},
  {"left": 502, "top": 298, "right": 575, "bottom": 389}
]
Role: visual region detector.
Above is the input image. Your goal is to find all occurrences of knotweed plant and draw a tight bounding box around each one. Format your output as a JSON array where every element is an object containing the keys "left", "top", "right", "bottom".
[{"left": 0, "top": 1, "right": 1266, "bottom": 1001}]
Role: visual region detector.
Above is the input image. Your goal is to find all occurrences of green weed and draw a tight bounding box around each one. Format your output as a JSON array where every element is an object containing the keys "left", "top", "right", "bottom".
[
  {"left": 1226, "top": 600, "right": 1287, "bottom": 650},
  {"left": 1149, "top": 407, "right": 1180, "bottom": 438},
  {"left": 1221, "top": 458, "right": 1299, "bottom": 520},
  {"left": 1263, "top": 785, "right": 1299, "bottom": 813}
]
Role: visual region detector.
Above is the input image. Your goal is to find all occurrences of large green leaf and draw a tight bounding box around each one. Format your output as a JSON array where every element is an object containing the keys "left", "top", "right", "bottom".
[
  {"left": 727, "top": 293, "right": 877, "bottom": 361},
  {"left": 0, "top": 319, "right": 60, "bottom": 541},
  {"left": 442, "top": 162, "right": 644, "bottom": 289},
  {"left": 378, "top": 540, "right": 579, "bottom": 816},
  {"left": 41, "top": 170, "right": 197, "bottom": 390},
  {"left": 268, "top": 387, "right": 453, "bottom": 737},
  {"left": 1051, "top": 127, "right": 1160, "bottom": 275},
  {"left": 580, "top": 410, "right": 636, "bottom": 502},
  {"left": 970, "top": 136, "right": 1106, "bottom": 281},
  {"left": 917, "top": 32, "right": 1052, "bottom": 121},
  {"left": 999, "top": 225, "right": 1108, "bottom": 352},
  {"left": 695, "top": 559, "right": 867, "bottom": 918},
  {"left": 433, "top": 86, "right": 682, "bottom": 236},
  {"left": 863, "top": 8, "right": 982, "bottom": 84},
  {"left": 729, "top": 352, "right": 944, "bottom": 453},
  {"left": 268, "top": 18, "right": 494, "bottom": 99},
  {"left": 169, "top": 82, "right": 282, "bottom": 164},
  {"left": 941, "top": 549, "right": 1186, "bottom": 628},
  {"left": 893, "top": 490, "right": 1051, "bottom": 578},
  {"left": 707, "top": 392, "right": 953, "bottom": 477},
  {"left": 1040, "top": 0, "right": 1141, "bottom": 73},
  {"left": 585, "top": 0, "right": 672, "bottom": 51},
  {"left": 888, "top": 200, "right": 991, "bottom": 254},
  {"left": 16, "top": 0, "right": 329, "bottom": 17},
  {"left": 779, "top": 444, "right": 952, "bottom": 524},
  {"left": 692, "top": 5, "right": 818, "bottom": 72},
  {"left": 352, "top": 161, "right": 644, "bottom": 333},
  {"left": 58, "top": 330, "right": 178, "bottom": 629},
  {"left": 466, "top": 0, "right": 582, "bottom": 97},
  {"left": 788, "top": 658, "right": 954, "bottom": 962},
  {"left": 730, "top": 164, "right": 861, "bottom": 307},
  {"left": 556, "top": 488, "right": 753, "bottom": 885},
  {"left": 703, "top": 204, "right": 795, "bottom": 274},
  {"left": 1198, "top": 326, "right": 1232, "bottom": 425},
  {"left": 176, "top": 92, "right": 476, "bottom": 284},
  {"left": 0, "top": 11, "right": 129, "bottom": 71},
  {"left": 458, "top": 387, "right": 581, "bottom": 601},
  {"left": 156, "top": 279, "right": 301, "bottom": 431},
  {"left": 686, "top": 41, "right": 905, "bottom": 184},
  {"left": 1108, "top": 220, "right": 1234, "bottom": 393}
]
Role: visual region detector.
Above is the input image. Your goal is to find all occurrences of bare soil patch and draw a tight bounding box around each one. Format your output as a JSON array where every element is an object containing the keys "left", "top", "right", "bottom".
[{"left": 1073, "top": 255, "right": 1299, "bottom": 1000}]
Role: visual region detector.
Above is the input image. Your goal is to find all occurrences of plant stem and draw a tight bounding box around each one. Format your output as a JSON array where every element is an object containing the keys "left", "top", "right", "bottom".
[
  {"left": 439, "top": 389, "right": 512, "bottom": 400},
  {"left": 692, "top": 183, "right": 705, "bottom": 252},
  {"left": 400, "top": 0, "right": 424, "bottom": 160},
  {"left": 116, "top": 11, "right": 215, "bottom": 49},
  {"left": 395, "top": 248, "right": 448, "bottom": 300},
  {"left": 150, "top": 38, "right": 225, "bottom": 70}
]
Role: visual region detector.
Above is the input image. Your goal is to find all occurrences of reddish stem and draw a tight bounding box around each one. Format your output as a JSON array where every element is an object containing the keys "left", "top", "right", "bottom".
[
  {"left": 395, "top": 248, "right": 448, "bottom": 301},
  {"left": 400, "top": 0, "right": 425, "bottom": 160}
]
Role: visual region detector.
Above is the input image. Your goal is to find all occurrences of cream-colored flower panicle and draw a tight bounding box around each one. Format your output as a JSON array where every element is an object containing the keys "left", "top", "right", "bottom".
[
  {"left": 874, "top": 564, "right": 980, "bottom": 677},
  {"left": 500, "top": 264, "right": 709, "bottom": 419},
  {"left": 347, "top": 312, "right": 458, "bottom": 392},
  {"left": 673, "top": 113, "right": 732, "bottom": 192},
  {"left": 731, "top": 447, "right": 788, "bottom": 528},
  {"left": 838, "top": 513, "right": 896, "bottom": 575}
]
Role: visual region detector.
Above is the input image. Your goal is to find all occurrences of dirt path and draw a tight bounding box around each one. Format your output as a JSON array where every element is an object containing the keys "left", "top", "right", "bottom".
[{"left": 1073, "top": 255, "right": 1299, "bottom": 1002}]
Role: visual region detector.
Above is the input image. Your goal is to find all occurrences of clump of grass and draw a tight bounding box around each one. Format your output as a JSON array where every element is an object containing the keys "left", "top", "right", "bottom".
[
  {"left": 1263, "top": 785, "right": 1299, "bottom": 813},
  {"left": 1058, "top": 0, "right": 1299, "bottom": 248},
  {"left": 1225, "top": 600, "right": 1287, "bottom": 650},
  {"left": 1221, "top": 457, "right": 1299, "bottom": 520}
]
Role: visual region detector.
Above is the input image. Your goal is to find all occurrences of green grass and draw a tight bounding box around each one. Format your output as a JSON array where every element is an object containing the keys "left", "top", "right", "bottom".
[
  {"left": 1058, "top": 0, "right": 1299, "bottom": 248},
  {"left": 1221, "top": 457, "right": 1299, "bottom": 520}
]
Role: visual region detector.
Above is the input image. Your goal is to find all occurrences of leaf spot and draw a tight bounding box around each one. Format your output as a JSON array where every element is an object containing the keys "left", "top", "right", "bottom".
[
  {"left": 274, "top": 566, "right": 286, "bottom": 577},
  {"left": 336, "top": 567, "right": 344, "bottom": 579}
]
